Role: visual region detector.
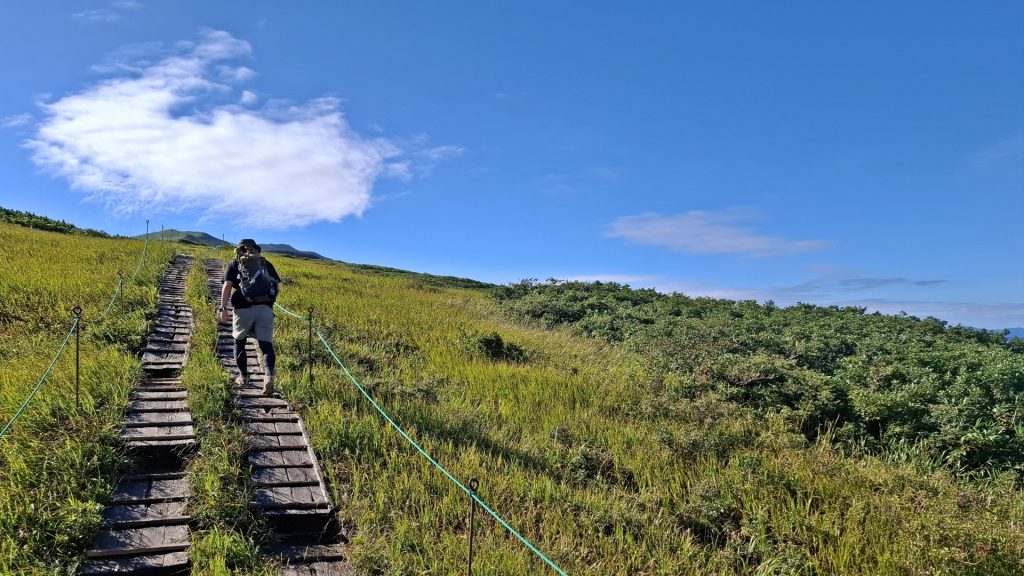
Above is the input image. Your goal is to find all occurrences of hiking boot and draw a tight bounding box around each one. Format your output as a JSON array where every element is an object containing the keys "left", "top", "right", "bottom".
[
  {"left": 261, "top": 372, "right": 276, "bottom": 396},
  {"left": 234, "top": 374, "right": 250, "bottom": 387}
]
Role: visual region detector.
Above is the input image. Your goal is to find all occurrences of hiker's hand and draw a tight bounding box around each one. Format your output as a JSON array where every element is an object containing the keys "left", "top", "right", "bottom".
[{"left": 218, "top": 310, "right": 231, "bottom": 324}]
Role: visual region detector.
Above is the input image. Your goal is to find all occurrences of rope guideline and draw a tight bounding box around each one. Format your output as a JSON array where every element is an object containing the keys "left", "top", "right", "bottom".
[
  {"left": 0, "top": 318, "right": 79, "bottom": 438},
  {"left": 274, "top": 302, "right": 569, "bottom": 576}
]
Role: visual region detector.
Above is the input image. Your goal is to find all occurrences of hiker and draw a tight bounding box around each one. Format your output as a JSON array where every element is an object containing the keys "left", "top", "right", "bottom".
[{"left": 217, "top": 238, "right": 282, "bottom": 395}]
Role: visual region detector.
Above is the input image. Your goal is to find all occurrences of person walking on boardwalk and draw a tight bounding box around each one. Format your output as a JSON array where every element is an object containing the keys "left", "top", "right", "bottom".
[{"left": 217, "top": 238, "right": 282, "bottom": 395}]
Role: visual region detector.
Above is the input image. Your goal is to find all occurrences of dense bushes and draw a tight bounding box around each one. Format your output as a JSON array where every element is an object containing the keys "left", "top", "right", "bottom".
[{"left": 495, "top": 279, "right": 1024, "bottom": 475}]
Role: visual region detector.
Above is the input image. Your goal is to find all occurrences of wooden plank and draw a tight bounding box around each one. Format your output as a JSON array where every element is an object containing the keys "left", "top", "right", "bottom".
[
  {"left": 235, "top": 397, "right": 289, "bottom": 409},
  {"left": 78, "top": 551, "right": 189, "bottom": 574},
  {"left": 143, "top": 341, "right": 189, "bottom": 353},
  {"left": 124, "top": 412, "right": 192, "bottom": 426},
  {"left": 125, "top": 438, "right": 194, "bottom": 449},
  {"left": 245, "top": 421, "right": 303, "bottom": 435},
  {"left": 272, "top": 544, "right": 348, "bottom": 563},
  {"left": 252, "top": 467, "right": 319, "bottom": 486},
  {"left": 252, "top": 485, "right": 330, "bottom": 508},
  {"left": 140, "top": 377, "right": 183, "bottom": 385},
  {"left": 103, "top": 501, "right": 188, "bottom": 526},
  {"left": 141, "top": 351, "right": 188, "bottom": 364},
  {"left": 131, "top": 391, "right": 188, "bottom": 401},
  {"left": 110, "top": 478, "right": 190, "bottom": 504},
  {"left": 128, "top": 400, "right": 188, "bottom": 412},
  {"left": 247, "top": 434, "right": 308, "bottom": 450},
  {"left": 86, "top": 525, "right": 190, "bottom": 558},
  {"left": 248, "top": 450, "right": 314, "bottom": 468},
  {"left": 120, "top": 426, "right": 195, "bottom": 442},
  {"left": 240, "top": 413, "right": 300, "bottom": 423},
  {"left": 308, "top": 562, "right": 354, "bottom": 576}
]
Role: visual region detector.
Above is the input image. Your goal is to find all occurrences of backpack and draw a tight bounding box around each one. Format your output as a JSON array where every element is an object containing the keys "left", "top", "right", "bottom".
[{"left": 237, "top": 253, "right": 278, "bottom": 303}]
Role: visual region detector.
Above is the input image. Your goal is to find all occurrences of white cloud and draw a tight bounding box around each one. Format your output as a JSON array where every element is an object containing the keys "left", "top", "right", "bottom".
[
  {"left": 239, "top": 90, "right": 258, "bottom": 106},
  {"left": 26, "top": 30, "right": 454, "bottom": 229},
  {"left": 607, "top": 209, "right": 827, "bottom": 257},
  {"left": 564, "top": 274, "right": 658, "bottom": 284},
  {"left": 2, "top": 113, "right": 33, "bottom": 128},
  {"left": 73, "top": 0, "right": 141, "bottom": 23}
]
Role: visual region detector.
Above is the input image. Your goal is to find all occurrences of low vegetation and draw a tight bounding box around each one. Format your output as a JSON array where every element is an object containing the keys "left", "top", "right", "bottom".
[
  {"left": 0, "top": 221, "right": 174, "bottom": 573},
  {"left": 1, "top": 218, "right": 1022, "bottom": 574}
]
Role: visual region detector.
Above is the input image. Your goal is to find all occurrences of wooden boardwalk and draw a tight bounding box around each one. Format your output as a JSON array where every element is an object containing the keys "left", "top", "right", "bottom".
[
  {"left": 204, "top": 258, "right": 351, "bottom": 575},
  {"left": 80, "top": 254, "right": 196, "bottom": 575}
]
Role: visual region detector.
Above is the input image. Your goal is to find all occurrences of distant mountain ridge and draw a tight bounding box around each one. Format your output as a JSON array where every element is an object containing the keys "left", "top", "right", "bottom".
[
  {"left": 1008, "top": 328, "right": 1024, "bottom": 340},
  {"left": 136, "top": 229, "right": 329, "bottom": 260},
  {"left": 138, "top": 229, "right": 230, "bottom": 247}
]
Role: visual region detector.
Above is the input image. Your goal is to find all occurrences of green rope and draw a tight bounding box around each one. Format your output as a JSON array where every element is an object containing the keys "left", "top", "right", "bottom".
[
  {"left": 274, "top": 302, "right": 568, "bottom": 575},
  {"left": 0, "top": 318, "right": 79, "bottom": 439},
  {"left": 274, "top": 302, "right": 310, "bottom": 320},
  {"left": 130, "top": 234, "right": 149, "bottom": 280}
]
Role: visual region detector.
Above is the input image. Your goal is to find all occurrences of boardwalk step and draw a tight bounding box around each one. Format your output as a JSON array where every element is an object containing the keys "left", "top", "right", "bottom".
[
  {"left": 86, "top": 525, "right": 190, "bottom": 558},
  {"left": 79, "top": 551, "right": 190, "bottom": 575},
  {"left": 110, "top": 477, "right": 190, "bottom": 504}
]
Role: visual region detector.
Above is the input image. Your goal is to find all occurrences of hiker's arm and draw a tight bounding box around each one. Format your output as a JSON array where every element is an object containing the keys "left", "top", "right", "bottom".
[{"left": 218, "top": 281, "right": 232, "bottom": 322}]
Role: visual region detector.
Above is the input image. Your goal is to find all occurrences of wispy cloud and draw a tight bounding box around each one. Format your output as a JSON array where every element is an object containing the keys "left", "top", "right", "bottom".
[
  {"left": 1, "top": 113, "right": 33, "bottom": 128},
  {"left": 73, "top": 0, "right": 141, "bottom": 23},
  {"left": 608, "top": 209, "right": 827, "bottom": 257},
  {"left": 26, "top": 30, "right": 457, "bottom": 229},
  {"left": 564, "top": 274, "right": 659, "bottom": 284}
]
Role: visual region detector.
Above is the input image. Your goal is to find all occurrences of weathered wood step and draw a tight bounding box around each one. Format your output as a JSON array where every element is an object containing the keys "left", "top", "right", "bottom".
[
  {"left": 236, "top": 397, "right": 290, "bottom": 409},
  {"left": 253, "top": 485, "right": 330, "bottom": 508},
  {"left": 124, "top": 438, "right": 194, "bottom": 450},
  {"left": 279, "top": 561, "right": 353, "bottom": 576},
  {"left": 272, "top": 544, "right": 347, "bottom": 563},
  {"left": 246, "top": 421, "right": 303, "bottom": 435},
  {"left": 249, "top": 450, "right": 315, "bottom": 468},
  {"left": 78, "top": 550, "right": 189, "bottom": 575},
  {"left": 86, "top": 525, "right": 190, "bottom": 558},
  {"left": 141, "top": 351, "right": 187, "bottom": 365},
  {"left": 252, "top": 467, "right": 320, "bottom": 487},
  {"left": 247, "top": 435, "right": 309, "bottom": 450},
  {"left": 131, "top": 391, "right": 188, "bottom": 401},
  {"left": 124, "top": 412, "right": 192, "bottom": 427},
  {"left": 140, "top": 375, "right": 184, "bottom": 383},
  {"left": 110, "top": 477, "right": 190, "bottom": 504},
  {"left": 121, "top": 426, "right": 195, "bottom": 442},
  {"left": 128, "top": 400, "right": 189, "bottom": 412},
  {"left": 241, "top": 413, "right": 300, "bottom": 423},
  {"left": 103, "top": 501, "right": 189, "bottom": 530},
  {"left": 142, "top": 342, "right": 188, "bottom": 354}
]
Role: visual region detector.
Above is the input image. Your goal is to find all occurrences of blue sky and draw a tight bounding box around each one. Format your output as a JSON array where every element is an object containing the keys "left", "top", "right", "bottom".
[{"left": 1, "top": 2, "right": 1021, "bottom": 329}]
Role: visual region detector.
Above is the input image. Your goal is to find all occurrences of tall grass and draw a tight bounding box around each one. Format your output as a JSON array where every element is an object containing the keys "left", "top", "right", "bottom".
[
  {"left": 0, "top": 222, "right": 176, "bottom": 574},
  {"left": 2, "top": 226, "right": 1022, "bottom": 574},
  {"left": 263, "top": 252, "right": 1024, "bottom": 575}
]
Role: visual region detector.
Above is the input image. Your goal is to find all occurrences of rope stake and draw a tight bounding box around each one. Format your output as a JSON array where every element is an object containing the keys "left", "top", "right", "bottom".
[
  {"left": 73, "top": 305, "right": 82, "bottom": 411},
  {"left": 467, "top": 477, "right": 479, "bottom": 576}
]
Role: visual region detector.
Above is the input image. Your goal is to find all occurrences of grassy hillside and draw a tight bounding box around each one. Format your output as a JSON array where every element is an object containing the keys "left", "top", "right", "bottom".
[
  {"left": 0, "top": 222, "right": 176, "bottom": 573},
  {"left": 2, "top": 221, "right": 1022, "bottom": 574}
]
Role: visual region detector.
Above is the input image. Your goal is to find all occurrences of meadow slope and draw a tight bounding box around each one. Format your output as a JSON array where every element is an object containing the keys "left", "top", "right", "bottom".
[{"left": 1, "top": 223, "right": 1022, "bottom": 575}]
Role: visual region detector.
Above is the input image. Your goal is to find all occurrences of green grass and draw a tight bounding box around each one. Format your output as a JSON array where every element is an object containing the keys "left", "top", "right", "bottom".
[
  {"left": 260, "top": 252, "right": 1024, "bottom": 575},
  {"left": 0, "top": 222, "right": 176, "bottom": 574},
  {"left": 2, "top": 223, "right": 1023, "bottom": 574}
]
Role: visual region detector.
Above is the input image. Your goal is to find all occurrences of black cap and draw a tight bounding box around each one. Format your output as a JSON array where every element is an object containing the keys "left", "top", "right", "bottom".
[{"left": 238, "top": 238, "right": 261, "bottom": 253}]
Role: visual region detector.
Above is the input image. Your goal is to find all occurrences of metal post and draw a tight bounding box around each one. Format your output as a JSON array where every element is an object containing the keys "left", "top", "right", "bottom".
[
  {"left": 72, "top": 305, "right": 82, "bottom": 411},
  {"left": 145, "top": 219, "right": 149, "bottom": 238},
  {"left": 467, "top": 477, "right": 479, "bottom": 576},
  {"left": 116, "top": 270, "right": 123, "bottom": 310},
  {"left": 307, "top": 307, "right": 315, "bottom": 385}
]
